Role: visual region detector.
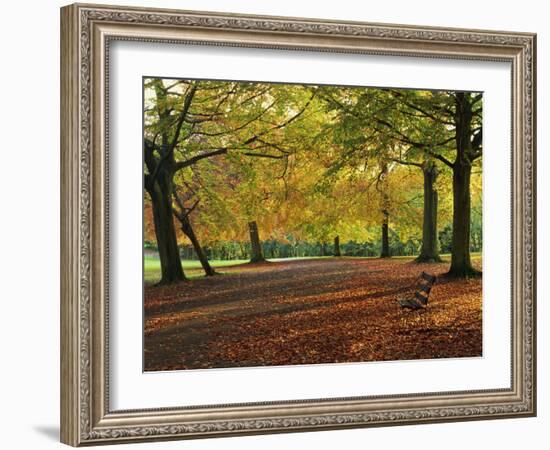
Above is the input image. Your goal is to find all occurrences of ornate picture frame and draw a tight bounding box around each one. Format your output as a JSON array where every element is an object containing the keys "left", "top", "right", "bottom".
[{"left": 60, "top": 3, "right": 536, "bottom": 446}]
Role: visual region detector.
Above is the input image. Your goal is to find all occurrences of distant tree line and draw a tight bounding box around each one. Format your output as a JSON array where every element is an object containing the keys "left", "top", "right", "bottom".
[{"left": 145, "top": 223, "right": 482, "bottom": 261}]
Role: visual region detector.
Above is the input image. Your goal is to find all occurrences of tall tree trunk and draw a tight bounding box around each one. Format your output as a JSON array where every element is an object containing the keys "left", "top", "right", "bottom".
[
  {"left": 416, "top": 162, "right": 442, "bottom": 263},
  {"left": 448, "top": 161, "right": 477, "bottom": 276},
  {"left": 177, "top": 214, "right": 216, "bottom": 276},
  {"left": 378, "top": 162, "right": 391, "bottom": 258},
  {"left": 448, "top": 92, "right": 479, "bottom": 277},
  {"left": 380, "top": 210, "right": 390, "bottom": 258},
  {"left": 248, "top": 221, "right": 265, "bottom": 263},
  {"left": 147, "top": 176, "right": 185, "bottom": 284},
  {"left": 334, "top": 235, "right": 341, "bottom": 257}
]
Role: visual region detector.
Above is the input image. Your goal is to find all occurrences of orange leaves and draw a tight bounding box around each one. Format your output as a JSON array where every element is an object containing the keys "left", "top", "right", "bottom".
[{"left": 144, "top": 257, "right": 482, "bottom": 371}]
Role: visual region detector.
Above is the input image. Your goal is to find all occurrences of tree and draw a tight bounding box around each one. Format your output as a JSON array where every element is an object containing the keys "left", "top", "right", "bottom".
[
  {"left": 376, "top": 162, "right": 391, "bottom": 258},
  {"left": 144, "top": 78, "right": 315, "bottom": 283},
  {"left": 316, "top": 87, "right": 423, "bottom": 259},
  {"left": 248, "top": 221, "right": 265, "bottom": 263},
  {"left": 336, "top": 87, "right": 482, "bottom": 275},
  {"left": 172, "top": 192, "right": 217, "bottom": 277},
  {"left": 416, "top": 161, "right": 441, "bottom": 262},
  {"left": 144, "top": 79, "right": 482, "bottom": 281},
  {"left": 333, "top": 236, "right": 341, "bottom": 256},
  {"left": 385, "top": 90, "right": 483, "bottom": 275},
  {"left": 144, "top": 79, "right": 198, "bottom": 284},
  {"left": 447, "top": 92, "right": 482, "bottom": 277},
  {"left": 386, "top": 153, "right": 442, "bottom": 262}
]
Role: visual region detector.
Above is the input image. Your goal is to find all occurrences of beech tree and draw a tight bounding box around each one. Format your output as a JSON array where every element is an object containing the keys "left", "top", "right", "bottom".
[
  {"left": 248, "top": 221, "right": 265, "bottom": 263},
  {"left": 144, "top": 79, "right": 482, "bottom": 283},
  {"left": 144, "top": 78, "right": 315, "bottom": 283},
  {"left": 172, "top": 187, "right": 217, "bottom": 277},
  {"left": 386, "top": 90, "right": 482, "bottom": 276},
  {"left": 320, "top": 86, "right": 481, "bottom": 275},
  {"left": 333, "top": 236, "right": 341, "bottom": 257}
]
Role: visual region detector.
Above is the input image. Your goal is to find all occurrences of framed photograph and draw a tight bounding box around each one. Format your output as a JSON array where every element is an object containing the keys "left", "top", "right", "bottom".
[{"left": 60, "top": 3, "right": 536, "bottom": 446}]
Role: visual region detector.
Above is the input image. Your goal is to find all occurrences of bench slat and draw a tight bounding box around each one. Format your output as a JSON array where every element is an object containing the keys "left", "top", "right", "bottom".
[
  {"left": 398, "top": 272, "right": 437, "bottom": 310},
  {"left": 415, "top": 291, "right": 428, "bottom": 305},
  {"left": 421, "top": 271, "right": 436, "bottom": 283},
  {"left": 419, "top": 283, "right": 432, "bottom": 293}
]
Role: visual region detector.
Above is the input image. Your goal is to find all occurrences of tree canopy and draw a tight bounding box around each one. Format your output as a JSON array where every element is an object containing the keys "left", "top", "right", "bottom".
[{"left": 143, "top": 78, "right": 482, "bottom": 283}]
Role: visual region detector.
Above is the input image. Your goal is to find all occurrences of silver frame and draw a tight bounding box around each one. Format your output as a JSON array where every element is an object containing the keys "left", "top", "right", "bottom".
[{"left": 60, "top": 3, "right": 536, "bottom": 446}]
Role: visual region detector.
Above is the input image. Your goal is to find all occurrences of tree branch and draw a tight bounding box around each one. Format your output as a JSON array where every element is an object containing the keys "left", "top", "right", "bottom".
[
  {"left": 423, "top": 147, "right": 455, "bottom": 168},
  {"left": 389, "top": 157, "right": 423, "bottom": 168},
  {"left": 143, "top": 138, "right": 159, "bottom": 191},
  {"left": 243, "top": 152, "right": 284, "bottom": 159},
  {"left": 187, "top": 100, "right": 276, "bottom": 138},
  {"left": 472, "top": 93, "right": 483, "bottom": 104},
  {"left": 390, "top": 90, "right": 454, "bottom": 125},
  {"left": 173, "top": 191, "right": 200, "bottom": 220},
  {"left": 148, "top": 83, "right": 199, "bottom": 183},
  {"left": 255, "top": 138, "right": 291, "bottom": 154},
  {"left": 168, "top": 83, "right": 198, "bottom": 150},
  {"left": 242, "top": 91, "right": 316, "bottom": 145},
  {"left": 174, "top": 148, "right": 228, "bottom": 170}
]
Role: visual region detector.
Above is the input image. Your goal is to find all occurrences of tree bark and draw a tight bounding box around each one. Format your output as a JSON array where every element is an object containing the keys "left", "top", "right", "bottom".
[
  {"left": 448, "top": 161, "right": 477, "bottom": 276},
  {"left": 448, "top": 92, "right": 479, "bottom": 277},
  {"left": 333, "top": 235, "right": 341, "bottom": 257},
  {"left": 248, "top": 221, "right": 265, "bottom": 263},
  {"left": 146, "top": 173, "right": 185, "bottom": 284},
  {"left": 377, "top": 162, "right": 391, "bottom": 259},
  {"left": 416, "top": 162, "right": 442, "bottom": 263},
  {"left": 177, "top": 213, "right": 217, "bottom": 276},
  {"left": 380, "top": 210, "right": 390, "bottom": 258}
]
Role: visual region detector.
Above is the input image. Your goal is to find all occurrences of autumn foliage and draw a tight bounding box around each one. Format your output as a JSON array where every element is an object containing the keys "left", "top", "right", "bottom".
[
  {"left": 144, "top": 257, "right": 482, "bottom": 371},
  {"left": 143, "top": 78, "right": 483, "bottom": 370}
]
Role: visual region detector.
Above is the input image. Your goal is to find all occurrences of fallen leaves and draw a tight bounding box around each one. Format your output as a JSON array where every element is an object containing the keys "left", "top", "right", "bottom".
[{"left": 144, "top": 257, "right": 482, "bottom": 371}]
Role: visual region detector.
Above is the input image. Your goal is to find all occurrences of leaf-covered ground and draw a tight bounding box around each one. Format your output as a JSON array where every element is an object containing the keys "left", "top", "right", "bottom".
[{"left": 144, "top": 257, "right": 482, "bottom": 371}]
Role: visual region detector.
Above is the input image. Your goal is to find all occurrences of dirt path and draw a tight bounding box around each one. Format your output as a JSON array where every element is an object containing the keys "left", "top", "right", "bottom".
[{"left": 144, "top": 257, "right": 482, "bottom": 371}]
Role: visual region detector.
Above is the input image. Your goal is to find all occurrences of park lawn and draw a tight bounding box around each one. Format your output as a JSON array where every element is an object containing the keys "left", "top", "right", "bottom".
[
  {"left": 143, "top": 253, "right": 482, "bottom": 283},
  {"left": 144, "top": 257, "right": 249, "bottom": 283},
  {"left": 144, "top": 255, "right": 341, "bottom": 283},
  {"left": 143, "top": 256, "right": 483, "bottom": 371}
]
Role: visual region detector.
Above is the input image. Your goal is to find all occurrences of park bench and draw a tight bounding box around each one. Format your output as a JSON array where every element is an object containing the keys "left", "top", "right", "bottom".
[{"left": 397, "top": 271, "right": 437, "bottom": 311}]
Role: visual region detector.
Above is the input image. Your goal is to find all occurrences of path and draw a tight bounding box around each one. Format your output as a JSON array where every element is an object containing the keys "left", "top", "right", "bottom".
[{"left": 144, "top": 257, "right": 482, "bottom": 371}]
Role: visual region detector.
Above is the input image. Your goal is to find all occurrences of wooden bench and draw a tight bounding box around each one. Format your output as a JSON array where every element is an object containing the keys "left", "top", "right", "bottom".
[{"left": 398, "top": 271, "right": 437, "bottom": 310}]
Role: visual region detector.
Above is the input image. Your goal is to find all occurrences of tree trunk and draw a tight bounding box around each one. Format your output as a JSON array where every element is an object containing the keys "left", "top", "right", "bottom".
[
  {"left": 448, "top": 161, "right": 478, "bottom": 276},
  {"left": 147, "top": 176, "right": 185, "bottom": 284},
  {"left": 380, "top": 212, "right": 390, "bottom": 258},
  {"left": 178, "top": 214, "right": 216, "bottom": 276},
  {"left": 416, "top": 162, "right": 442, "bottom": 263},
  {"left": 334, "top": 235, "right": 341, "bottom": 257},
  {"left": 378, "top": 162, "right": 391, "bottom": 258},
  {"left": 448, "top": 92, "right": 479, "bottom": 277},
  {"left": 248, "top": 221, "right": 265, "bottom": 263}
]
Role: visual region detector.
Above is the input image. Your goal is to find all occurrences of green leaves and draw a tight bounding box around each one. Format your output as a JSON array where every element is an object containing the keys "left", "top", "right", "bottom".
[{"left": 143, "top": 78, "right": 482, "bottom": 254}]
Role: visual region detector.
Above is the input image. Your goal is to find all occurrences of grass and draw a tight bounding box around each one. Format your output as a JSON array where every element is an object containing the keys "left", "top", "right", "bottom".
[
  {"left": 144, "top": 256, "right": 249, "bottom": 283},
  {"left": 144, "top": 252, "right": 482, "bottom": 284}
]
